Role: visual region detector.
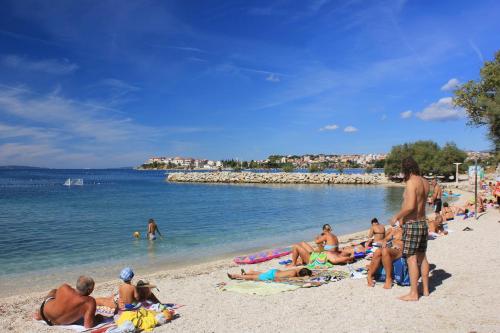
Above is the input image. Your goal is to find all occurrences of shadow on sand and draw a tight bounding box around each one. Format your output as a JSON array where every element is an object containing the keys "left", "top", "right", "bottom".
[{"left": 427, "top": 268, "right": 452, "bottom": 294}]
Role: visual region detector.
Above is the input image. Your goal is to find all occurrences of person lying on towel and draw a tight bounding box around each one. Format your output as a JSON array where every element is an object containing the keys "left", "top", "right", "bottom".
[
  {"left": 34, "top": 276, "right": 98, "bottom": 328},
  {"left": 227, "top": 267, "right": 312, "bottom": 281}
]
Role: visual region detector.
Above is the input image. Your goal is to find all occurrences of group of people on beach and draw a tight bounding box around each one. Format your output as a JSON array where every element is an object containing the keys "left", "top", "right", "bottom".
[
  {"left": 33, "top": 156, "right": 498, "bottom": 329},
  {"left": 34, "top": 267, "right": 168, "bottom": 328},
  {"left": 229, "top": 158, "right": 499, "bottom": 303}
]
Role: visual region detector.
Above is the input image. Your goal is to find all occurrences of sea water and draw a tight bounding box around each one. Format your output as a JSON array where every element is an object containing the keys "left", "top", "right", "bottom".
[{"left": 0, "top": 168, "right": 403, "bottom": 296}]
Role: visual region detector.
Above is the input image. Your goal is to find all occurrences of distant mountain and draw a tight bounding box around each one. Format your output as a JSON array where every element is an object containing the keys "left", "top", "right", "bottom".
[{"left": 0, "top": 165, "right": 49, "bottom": 170}]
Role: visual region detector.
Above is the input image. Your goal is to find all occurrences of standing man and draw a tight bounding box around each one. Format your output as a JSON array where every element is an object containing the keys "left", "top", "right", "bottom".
[
  {"left": 391, "top": 157, "right": 430, "bottom": 301},
  {"left": 147, "top": 218, "right": 163, "bottom": 240},
  {"left": 430, "top": 179, "right": 442, "bottom": 213}
]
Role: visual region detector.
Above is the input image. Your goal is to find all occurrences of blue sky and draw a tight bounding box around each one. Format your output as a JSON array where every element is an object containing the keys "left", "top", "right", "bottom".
[{"left": 0, "top": 0, "right": 498, "bottom": 168}]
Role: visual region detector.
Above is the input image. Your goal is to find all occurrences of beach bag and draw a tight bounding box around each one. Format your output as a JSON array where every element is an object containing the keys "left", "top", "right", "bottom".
[{"left": 374, "top": 257, "right": 410, "bottom": 286}]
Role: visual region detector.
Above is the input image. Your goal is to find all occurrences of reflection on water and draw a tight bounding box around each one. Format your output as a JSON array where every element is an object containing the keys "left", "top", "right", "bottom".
[{"left": 384, "top": 186, "right": 404, "bottom": 219}]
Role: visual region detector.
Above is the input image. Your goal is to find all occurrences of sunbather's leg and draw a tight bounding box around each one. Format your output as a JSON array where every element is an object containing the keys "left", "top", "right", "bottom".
[
  {"left": 326, "top": 252, "right": 353, "bottom": 264},
  {"left": 95, "top": 296, "right": 116, "bottom": 308},
  {"left": 228, "top": 272, "right": 261, "bottom": 280},
  {"left": 300, "top": 241, "right": 314, "bottom": 253},
  {"left": 289, "top": 243, "right": 311, "bottom": 266},
  {"left": 382, "top": 248, "right": 402, "bottom": 289},
  {"left": 366, "top": 249, "right": 382, "bottom": 287}
]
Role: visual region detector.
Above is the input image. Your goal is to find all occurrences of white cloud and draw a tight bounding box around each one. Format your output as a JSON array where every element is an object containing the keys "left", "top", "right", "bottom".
[
  {"left": 266, "top": 73, "right": 280, "bottom": 82},
  {"left": 415, "top": 97, "right": 465, "bottom": 121},
  {"left": 344, "top": 126, "right": 358, "bottom": 133},
  {"left": 1, "top": 54, "right": 78, "bottom": 74},
  {"left": 441, "top": 78, "right": 460, "bottom": 91},
  {"left": 319, "top": 124, "right": 339, "bottom": 131},
  {"left": 0, "top": 85, "right": 216, "bottom": 168},
  {"left": 400, "top": 110, "right": 413, "bottom": 119}
]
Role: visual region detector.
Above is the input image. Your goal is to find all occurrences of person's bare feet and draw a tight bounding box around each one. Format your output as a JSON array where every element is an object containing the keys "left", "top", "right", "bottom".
[
  {"left": 383, "top": 279, "right": 393, "bottom": 289},
  {"left": 367, "top": 275, "right": 375, "bottom": 287},
  {"left": 33, "top": 311, "right": 41, "bottom": 321},
  {"left": 423, "top": 288, "right": 430, "bottom": 296},
  {"left": 398, "top": 293, "right": 419, "bottom": 301}
]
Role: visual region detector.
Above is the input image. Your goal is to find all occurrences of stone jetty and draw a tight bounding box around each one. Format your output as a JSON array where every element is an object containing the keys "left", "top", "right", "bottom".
[{"left": 167, "top": 171, "right": 388, "bottom": 184}]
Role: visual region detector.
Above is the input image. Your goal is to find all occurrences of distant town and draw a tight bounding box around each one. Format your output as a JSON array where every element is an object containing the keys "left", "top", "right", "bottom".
[
  {"left": 140, "top": 153, "right": 387, "bottom": 170},
  {"left": 139, "top": 150, "right": 492, "bottom": 171}
]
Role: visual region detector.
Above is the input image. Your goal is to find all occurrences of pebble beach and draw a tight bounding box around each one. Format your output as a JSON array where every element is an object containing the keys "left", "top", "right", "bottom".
[{"left": 1, "top": 190, "right": 499, "bottom": 333}]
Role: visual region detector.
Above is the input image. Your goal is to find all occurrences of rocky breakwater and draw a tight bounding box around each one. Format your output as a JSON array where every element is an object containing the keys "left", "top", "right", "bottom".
[{"left": 167, "top": 172, "right": 388, "bottom": 185}]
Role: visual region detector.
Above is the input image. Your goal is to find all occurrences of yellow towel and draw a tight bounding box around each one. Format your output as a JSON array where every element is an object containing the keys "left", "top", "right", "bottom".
[{"left": 116, "top": 308, "right": 158, "bottom": 332}]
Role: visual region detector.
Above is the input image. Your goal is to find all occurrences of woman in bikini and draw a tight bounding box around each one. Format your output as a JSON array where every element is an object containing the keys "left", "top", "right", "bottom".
[
  {"left": 441, "top": 202, "right": 455, "bottom": 221},
  {"left": 227, "top": 267, "right": 313, "bottom": 281},
  {"left": 288, "top": 224, "right": 354, "bottom": 266},
  {"left": 366, "top": 224, "right": 403, "bottom": 288},
  {"left": 366, "top": 218, "right": 386, "bottom": 251}
]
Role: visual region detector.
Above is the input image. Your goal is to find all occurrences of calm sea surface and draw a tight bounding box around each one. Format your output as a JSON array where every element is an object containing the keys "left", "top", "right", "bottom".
[{"left": 0, "top": 168, "right": 404, "bottom": 296}]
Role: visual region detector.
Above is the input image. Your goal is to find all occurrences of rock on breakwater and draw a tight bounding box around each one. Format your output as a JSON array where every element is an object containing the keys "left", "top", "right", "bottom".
[{"left": 167, "top": 172, "right": 389, "bottom": 184}]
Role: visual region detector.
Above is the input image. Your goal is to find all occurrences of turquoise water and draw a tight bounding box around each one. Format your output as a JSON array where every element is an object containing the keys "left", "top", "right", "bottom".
[{"left": 0, "top": 168, "right": 403, "bottom": 296}]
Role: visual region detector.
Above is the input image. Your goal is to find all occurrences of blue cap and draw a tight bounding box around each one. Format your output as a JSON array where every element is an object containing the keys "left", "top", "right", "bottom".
[{"left": 120, "top": 267, "right": 134, "bottom": 282}]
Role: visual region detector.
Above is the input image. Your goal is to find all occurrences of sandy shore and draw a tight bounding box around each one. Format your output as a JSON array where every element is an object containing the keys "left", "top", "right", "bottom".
[{"left": 1, "top": 190, "right": 499, "bottom": 332}]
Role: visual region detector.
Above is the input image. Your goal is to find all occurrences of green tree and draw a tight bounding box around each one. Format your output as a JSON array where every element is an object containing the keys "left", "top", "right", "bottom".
[
  {"left": 308, "top": 164, "right": 321, "bottom": 173},
  {"left": 454, "top": 50, "right": 500, "bottom": 158},
  {"left": 384, "top": 140, "right": 467, "bottom": 179},
  {"left": 374, "top": 159, "right": 385, "bottom": 168},
  {"left": 282, "top": 163, "right": 295, "bottom": 172},
  {"left": 365, "top": 166, "right": 373, "bottom": 174},
  {"left": 434, "top": 143, "right": 468, "bottom": 177},
  {"left": 384, "top": 141, "right": 440, "bottom": 177}
]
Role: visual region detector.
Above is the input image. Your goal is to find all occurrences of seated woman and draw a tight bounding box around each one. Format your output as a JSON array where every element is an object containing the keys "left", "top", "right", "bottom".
[
  {"left": 288, "top": 224, "right": 338, "bottom": 266},
  {"left": 227, "top": 267, "right": 312, "bottom": 281},
  {"left": 366, "top": 225, "right": 403, "bottom": 288},
  {"left": 365, "top": 218, "right": 386, "bottom": 250},
  {"left": 136, "top": 280, "right": 161, "bottom": 304},
  {"left": 441, "top": 202, "right": 455, "bottom": 221}
]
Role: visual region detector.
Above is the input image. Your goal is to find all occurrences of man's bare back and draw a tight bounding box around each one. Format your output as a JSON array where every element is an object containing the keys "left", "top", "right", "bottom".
[
  {"left": 35, "top": 283, "right": 96, "bottom": 328},
  {"left": 402, "top": 175, "right": 429, "bottom": 223}
]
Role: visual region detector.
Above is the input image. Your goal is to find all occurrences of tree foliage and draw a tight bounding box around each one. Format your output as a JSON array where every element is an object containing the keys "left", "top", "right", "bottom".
[
  {"left": 384, "top": 140, "right": 467, "bottom": 180},
  {"left": 454, "top": 50, "right": 500, "bottom": 158}
]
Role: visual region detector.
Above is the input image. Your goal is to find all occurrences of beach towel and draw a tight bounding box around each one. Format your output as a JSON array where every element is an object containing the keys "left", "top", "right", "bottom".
[
  {"left": 96, "top": 305, "right": 115, "bottom": 317},
  {"left": 36, "top": 319, "right": 116, "bottom": 333},
  {"left": 115, "top": 308, "right": 158, "bottom": 332},
  {"left": 374, "top": 257, "right": 410, "bottom": 286},
  {"left": 222, "top": 281, "right": 300, "bottom": 295},
  {"left": 307, "top": 252, "right": 333, "bottom": 269}
]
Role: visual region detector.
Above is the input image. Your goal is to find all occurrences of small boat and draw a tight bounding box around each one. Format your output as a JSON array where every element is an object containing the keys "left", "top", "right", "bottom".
[{"left": 63, "top": 178, "right": 83, "bottom": 186}]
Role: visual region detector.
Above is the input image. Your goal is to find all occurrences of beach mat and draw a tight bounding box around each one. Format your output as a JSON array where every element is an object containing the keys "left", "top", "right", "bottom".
[
  {"left": 222, "top": 281, "right": 300, "bottom": 295},
  {"left": 36, "top": 319, "right": 116, "bottom": 332}
]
